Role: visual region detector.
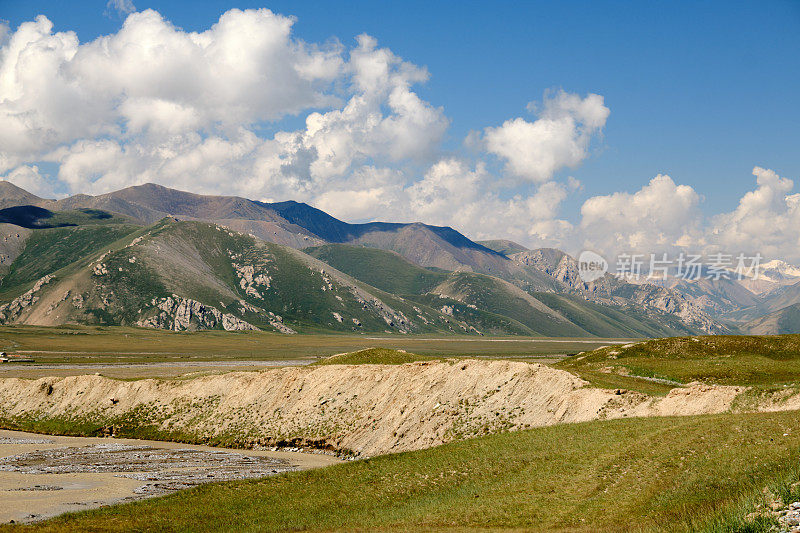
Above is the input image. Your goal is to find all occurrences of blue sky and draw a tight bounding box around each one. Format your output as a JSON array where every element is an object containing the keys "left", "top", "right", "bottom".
[
  {"left": 4, "top": 0, "right": 798, "bottom": 215},
  {"left": 1, "top": 1, "right": 799, "bottom": 259}
]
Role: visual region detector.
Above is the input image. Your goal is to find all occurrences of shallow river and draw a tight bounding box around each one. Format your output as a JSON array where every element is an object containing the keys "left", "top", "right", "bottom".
[{"left": 0, "top": 429, "right": 340, "bottom": 524}]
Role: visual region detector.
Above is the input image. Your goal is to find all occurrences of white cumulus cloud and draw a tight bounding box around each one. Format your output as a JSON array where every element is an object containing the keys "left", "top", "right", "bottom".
[
  {"left": 707, "top": 167, "right": 800, "bottom": 261},
  {"left": 0, "top": 8, "right": 642, "bottom": 257},
  {"left": 483, "top": 90, "right": 609, "bottom": 183},
  {"left": 580, "top": 174, "right": 703, "bottom": 258}
]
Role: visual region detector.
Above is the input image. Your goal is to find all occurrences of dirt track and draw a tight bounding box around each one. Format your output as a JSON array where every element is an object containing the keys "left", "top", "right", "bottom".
[
  {"left": 0, "top": 359, "right": 763, "bottom": 458},
  {"left": 0, "top": 359, "right": 312, "bottom": 379}
]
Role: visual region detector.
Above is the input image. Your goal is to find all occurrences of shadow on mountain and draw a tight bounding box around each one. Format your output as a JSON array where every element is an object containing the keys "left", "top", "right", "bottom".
[
  {"left": 0, "top": 206, "right": 115, "bottom": 228},
  {"left": 269, "top": 200, "right": 503, "bottom": 255},
  {"left": 0, "top": 205, "right": 67, "bottom": 228}
]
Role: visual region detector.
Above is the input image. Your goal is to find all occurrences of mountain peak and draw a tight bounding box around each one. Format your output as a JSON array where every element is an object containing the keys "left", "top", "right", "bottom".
[{"left": 0, "top": 180, "right": 46, "bottom": 209}]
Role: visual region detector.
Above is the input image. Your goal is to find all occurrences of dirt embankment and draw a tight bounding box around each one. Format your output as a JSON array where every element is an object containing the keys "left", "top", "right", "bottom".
[{"left": 0, "top": 360, "right": 771, "bottom": 457}]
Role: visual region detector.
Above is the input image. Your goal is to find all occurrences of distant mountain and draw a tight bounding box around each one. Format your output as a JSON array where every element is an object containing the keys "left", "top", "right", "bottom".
[
  {"left": 0, "top": 181, "right": 734, "bottom": 335},
  {"left": 665, "top": 277, "right": 763, "bottom": 317},
  {"left": 729, "top": 259, "right": 800, "bottom": 296},
  {"left": 501, "top": 247, "right": 729, "bottom": 334},
  {"left": 21, "top": 183, "right": 513, "bottom": 275},
  {"left": 308, "top": 244, "right": 704, "bottom": 338},
  {"left": 0, "top": 219, "right": 488, "bottom": 335},
  {"left": 0, "top": 181, "right": 46, "bottom": 210},
  {"left": 722, "top": 279, "right": 800, "bottom": 324},
  {"left": 476, "top": 239, "right": 529, "bottom": 256},
  {"left": 743, "top": 303, "right": 800, "bottom": 335},
  {"left": 748, "top": 259, "right": 800, "bottom": 283}
]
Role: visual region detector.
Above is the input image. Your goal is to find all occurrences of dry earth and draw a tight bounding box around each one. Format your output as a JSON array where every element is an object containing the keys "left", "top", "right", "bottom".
[{"left": 0, "top": 359, "right": 772, "bottom": 457}]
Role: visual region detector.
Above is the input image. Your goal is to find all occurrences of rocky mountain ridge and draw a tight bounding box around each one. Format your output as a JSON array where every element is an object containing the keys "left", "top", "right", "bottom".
[{"left": 0, "top": 180, "right": 796, "bottom": 335}]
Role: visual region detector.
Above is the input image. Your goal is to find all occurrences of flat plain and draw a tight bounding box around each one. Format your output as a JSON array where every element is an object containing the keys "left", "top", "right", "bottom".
[{"left": 0, "top": 325, "right": 625, "bottom": 379}]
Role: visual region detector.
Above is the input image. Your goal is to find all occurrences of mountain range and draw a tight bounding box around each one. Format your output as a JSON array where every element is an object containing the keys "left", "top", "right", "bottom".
[{"left": 0, "top": 180, "right": 797, "bottom": 336}]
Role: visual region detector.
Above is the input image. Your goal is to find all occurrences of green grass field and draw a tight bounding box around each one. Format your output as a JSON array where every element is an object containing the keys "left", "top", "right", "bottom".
[
  {"left": 556, "top": 335, "right": 800, "bottom": 394},
  {"left": 0, "top": 325, "right": 624, "bottom": 365},
  {"left": 9, "top": 410, "right": 800, "bottom": 532},
  {"left": 0, "top": 224, "right": 140, "bottom": 297}
]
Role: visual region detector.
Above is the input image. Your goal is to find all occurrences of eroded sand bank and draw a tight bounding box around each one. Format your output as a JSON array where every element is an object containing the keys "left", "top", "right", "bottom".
[{"left": 0, "top": 359, "right": 770, "bottom": 459}]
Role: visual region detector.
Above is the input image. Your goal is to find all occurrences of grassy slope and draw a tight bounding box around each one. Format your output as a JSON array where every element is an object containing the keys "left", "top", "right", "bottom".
[
  {"left": 743, "top": 303, "right": 800, "bottom": 335},
  {"left": 435, "top": 271, "right": 590, "bottom": 337},
  {"left": 305, "top": 244, "right": 446, "bottom": 295},
  {"left": 476, "top": 239, "right": 528, "bottom": 256},
  {"left": 88, "top": 221, "right": 476, "bottom": 334},
  {"left": 14, "top": 410, "right": 800, "bottom": 532},
  {"left": 556, "top": 334, "right": 800, "bottom": 390},
  {"left": 306, "top": 244, "right": 549, "bottom": 336},
  {"left": 535, "top": 292, "right": 698, "bottom": 338},
  {"left": 313, "top": 347, "right": 439, "bottom": 365},
  {"left": 306, "top": 244, "right": 694, "bottom": 339},
  {"left": 0, "top": 224, "right": 140, "bottom": 295}
]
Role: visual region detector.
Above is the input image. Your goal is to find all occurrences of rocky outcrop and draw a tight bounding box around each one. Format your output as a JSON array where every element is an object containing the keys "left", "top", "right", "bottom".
[
  {"left": 625, "top": 284, "right": 728, "bottom": 335},
  {"left": 232, "top": 262, "right": 271, "bottom": 300},
  {"left": 137, "top": 295, "right": 259, "bottom": 332},
  {"left": 511, "top": 249, "right": 726, "bottom": 334},
  {"left": 0, "top": 275, "right": 54, "bottom": 323}
]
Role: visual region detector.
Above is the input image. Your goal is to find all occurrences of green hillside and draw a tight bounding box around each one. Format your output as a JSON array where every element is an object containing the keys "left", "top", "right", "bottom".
[
  {"left": 0, "top": 220, "right": 482, "bottom": 335},
  {"left": 87, "top": 220, "right": 446, "bottom": 332},
  {"left": 0, "top": 223, "right": 140, "bottom": 295},
  {"left": 313, "top": 347, "right": 439, "bottom": 365},
  {"left": 306, "top": 243, "right": 705, "bottom": 339},
  {"left": 431, "top": 271, "right": 589, "bottom": 337},
  {"left": 477, "top": 239, "right": 529, "bottom": 256},
  {"left": 743, "top": 303, "right": 800, "bottom": 335},
  {"left": 306, "top": 244, "right": 446, "bottom": 294},
  {"left": 534, "top": 293, "right": 698, "bottom": 338},
  {"left": 0, "top": 220, "right": 709, "bottom": 338}
]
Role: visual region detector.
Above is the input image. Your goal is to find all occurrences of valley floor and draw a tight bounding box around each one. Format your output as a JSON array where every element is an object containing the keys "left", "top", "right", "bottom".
[
  {"left": 4, "top": 331, "right": 800, "bottom": 531},
  {"left": 6, "top": 411, "right": 800, "bottom": 532}
]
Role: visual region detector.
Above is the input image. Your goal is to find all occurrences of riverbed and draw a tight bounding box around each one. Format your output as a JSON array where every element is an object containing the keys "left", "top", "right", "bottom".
[{"left": 0, "top": 429, "right": 340, "bottom": 524}]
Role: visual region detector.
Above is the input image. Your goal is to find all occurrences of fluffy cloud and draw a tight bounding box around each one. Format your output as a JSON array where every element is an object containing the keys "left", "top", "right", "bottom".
[
  {"left": 1, "top": 165, "right": 52, "bottom": 197},
  {"left": 404, "top": 159, "right": 577, "bottom": 247},
  {"left": 106, "top": 0, "right": 137, "bottom": 18},
  {"left": 0, "top": 9, "right": 342, "bottom": 171},
  {"left": 483, "top": 90, "right": 609, "bottom": 182},
  {"left": 580, "top": 174, "right": 703, "bottom": 258},
  {"left": 707, "top": 167, "right": 800, "bottom": 260},
  {"left": 573, "top": 167, "right": 800, "bottom": 265},
  {"left": 277, "top": 35, "right": 448, "bottom": 183}
]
